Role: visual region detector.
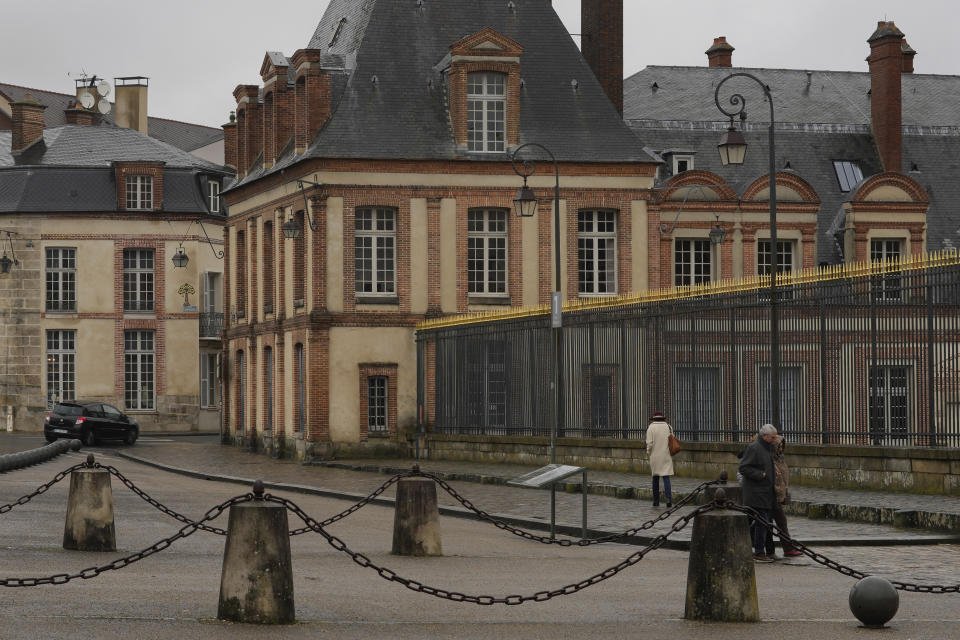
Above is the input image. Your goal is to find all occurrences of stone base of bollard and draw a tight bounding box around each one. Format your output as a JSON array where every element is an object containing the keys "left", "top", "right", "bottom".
[
  {"left": 684, "top": 509, "right": 759, "bottom": 622},
  {"left": 218, "top": 500, "right": 295, "bottom": 624},
  {"left": 63, "top": 468, "right": 116, "bottom": 552},
  {"left": 392, "top": 476, "right": 442, "bottom": 556}
]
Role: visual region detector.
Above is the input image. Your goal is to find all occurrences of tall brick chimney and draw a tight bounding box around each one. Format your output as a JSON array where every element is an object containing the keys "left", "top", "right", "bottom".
[
  {"left": 901, "top": 41, "right": 917, "bottom": 74},
  {"left": 10, "top": 95, "right": 47, "bottom": 153},
  {"left": 291, "top": 49, "right": 333, "bottom": 154},
  {"left": 867, "top": 21, "right": 905, "bottom": 172},
  {"left": 64, "top": 102, "right": 99, "bottom": 126},
  {"left": 222, "top": 111, "right": 238, "bottom": 170},
  {"left": 706, "top": 37, "right": 735, "bottom": 67},
  {"left": 581, "top": 0, "right": 623, "bottom": 115}
]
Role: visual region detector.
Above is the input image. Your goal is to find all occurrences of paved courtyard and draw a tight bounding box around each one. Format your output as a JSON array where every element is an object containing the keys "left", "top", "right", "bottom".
[{"left": 1, "top": 433, "right": 959, "bottom": 638}]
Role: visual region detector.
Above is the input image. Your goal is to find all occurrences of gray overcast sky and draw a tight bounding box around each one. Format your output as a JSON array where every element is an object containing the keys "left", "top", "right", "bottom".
[{"left": 1, "top": 1, "right": 953, "bottom": 128}]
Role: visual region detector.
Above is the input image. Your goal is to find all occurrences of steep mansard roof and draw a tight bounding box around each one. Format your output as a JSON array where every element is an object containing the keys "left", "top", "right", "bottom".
[
  {"left": 235, "top": 0, "right": 655, "bottom": 188},
  {"left": 0, "top": 126, "right": 231, "bottom": 213},
  {"left": 624, "top": 66, "right": 960, "bottom": 260}
]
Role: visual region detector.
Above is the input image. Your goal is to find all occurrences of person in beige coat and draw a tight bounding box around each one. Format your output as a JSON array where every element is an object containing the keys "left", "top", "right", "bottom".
[{"left": 645, "top": 411, "right": 675, "bottom": 507}]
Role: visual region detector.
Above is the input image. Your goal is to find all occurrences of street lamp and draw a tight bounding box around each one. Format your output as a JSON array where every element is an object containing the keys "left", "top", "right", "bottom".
[
  {"left": 171, "top": 243, "right": 189, "bottom": 268},
  {"left": 511, "top": 142, "right": 562, "bottom": 539},
  {"left": 714, "top": 72, "right": 781, "bottom": 433}
]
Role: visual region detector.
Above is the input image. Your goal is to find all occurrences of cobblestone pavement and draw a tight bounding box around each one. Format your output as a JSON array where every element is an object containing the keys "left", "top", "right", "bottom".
[{"left": 2, "top": 432, "right": 960, "bottom": 596}]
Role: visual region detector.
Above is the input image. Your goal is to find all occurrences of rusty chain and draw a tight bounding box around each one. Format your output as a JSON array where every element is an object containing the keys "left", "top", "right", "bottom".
[
  {"left": 269, "top": 491, "right": 713, "bottom": 605},
  {"left": 0, "top": 463, "right": 86, "bottom": 515},
  {"left": 289, "top": 472, "right": 407, "bottom": 535},
  {"left": 721, "top": 500, "right": 960, "bottom": 594},
  {"left": 0, "top": 493, "right": 253, "bottom": 588},
  {"left": 417, "top": 469, "right": 721, "bottom": 546}
]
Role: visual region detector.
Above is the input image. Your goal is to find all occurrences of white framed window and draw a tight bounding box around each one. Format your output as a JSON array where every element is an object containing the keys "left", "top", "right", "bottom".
[
  {"left": 124, "top": 330, "right": 155, "bottom": 411},
  {"left": 199, "top": 352, "right": 218, "bottom": 409},
  {"left": 468, "top": 209, "right": 508, "bottom": 295},
  {"left": 208, "top": 180, "right": 221, "bottom": 213},
  {"left": 833, "top": 160, "right": 864, "bottom": 192},
  {"left": 674, "top": 239, "right": 713, "bottom": 286},
  {"left": 869, "top": 365, "right": 910, "bottom": 442},
  {"left": 672, "top": 154, "right": 694, "bottom": 174},
  {"left": 368, "top": 376, "right": 388, "bottom": 433},
  {"left": 578, "top": 210, "right": 617, "bottom": 295},
  {"left": 126, "top": 175, "right": 153, "bottom": 210},
  {"left": 758, "top": 240, "right": 796, "bottom": 300},
  {"left": 870, "top": 239, "right": 902, "bottom": 301},
  {"left": 467, "top": 72, "right": 506, "bottom": 153},
  {"left": 45, "top": 248, "right": 76, "bottom": 312},
  {"left": 123, "top": 248, "right": 155, "bottom": 312},
  {"left": 355, "top": 207, "right": 396, "bottom": 295},
  {"left": 202, "top": 272, "right": 220, "bottom": 313},
  {"left": 46, "top": 330, "right": 76, "bottom": 409},
  {"left": 758, "top": 365, "right": 803, "bottom": 433}
]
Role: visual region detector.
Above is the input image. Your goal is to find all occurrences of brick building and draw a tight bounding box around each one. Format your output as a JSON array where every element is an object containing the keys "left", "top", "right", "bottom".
[
  {"left": 220, "top": 0, "right": 657, "bottom": 457},
  {"left": 0, "top": 79, "right": 231, "bottom": 433}
]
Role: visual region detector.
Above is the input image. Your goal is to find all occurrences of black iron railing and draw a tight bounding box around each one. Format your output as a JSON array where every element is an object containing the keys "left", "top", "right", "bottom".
[
  {"left": 417, "top": 254, "right": 960, "bottom": 447},
  {"left": 199, "top": 312, "right": 224, "bottom": 339}
]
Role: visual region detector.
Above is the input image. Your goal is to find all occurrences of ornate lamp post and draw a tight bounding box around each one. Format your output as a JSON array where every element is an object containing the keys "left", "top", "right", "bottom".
[
  {"left": 715, "top": 73, "right": 780, "bottom": 432},
  {"left": 511, "top": 142, "right": 562, "bottom": 539}
]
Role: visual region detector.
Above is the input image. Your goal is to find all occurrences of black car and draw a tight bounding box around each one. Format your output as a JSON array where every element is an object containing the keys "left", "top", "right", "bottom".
[{"left": 44, "top": 401, "right": 139, "bottom": 446}]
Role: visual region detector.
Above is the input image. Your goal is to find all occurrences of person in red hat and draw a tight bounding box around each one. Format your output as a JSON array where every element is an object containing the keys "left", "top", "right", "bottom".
[{"left": 645, "top": 411, "right": 674, "bottom": 507}]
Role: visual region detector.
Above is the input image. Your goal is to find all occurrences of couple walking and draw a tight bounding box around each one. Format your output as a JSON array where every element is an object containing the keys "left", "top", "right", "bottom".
[{"left": 739, "top": 423, "right": 802, "bottom": 562}]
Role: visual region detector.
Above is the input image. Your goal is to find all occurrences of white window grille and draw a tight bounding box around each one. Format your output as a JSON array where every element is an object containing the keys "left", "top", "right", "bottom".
[
  {"left": 870, "top": 239, "right": 903, "bottom": 301},
  {"left": 355, "top": 208, "right": 396, "bottom": 295},
  {"left": 674, "top": 239, "right": 712, "bottom": 286},
  {"left": 46, "top": 330, "right": 76, "bottom": 409},
  {"left": 208, "top": 180, "right": 221, "bottom": 213},
  {"left": 124, "top": 330, "right": 155, "bottom": 411},
  {"left": 578, "top": 210, "right": 617, "bottom": 295},
  {"left": 199, "top": 352, "right": 218, "bottom": 409},
  {"left": 45, "top": 248, "right": 76, "bottom": 312},
  {"left": 368, "top": 376, "right": 388, "bottom": 432},
  {"left": 468, "top": 209, "right": 508, "bottom": 295},
  {"left": 869, "top": 365, "right": 910, "bottom": 441},
  {"left": 467, "top": 72, "right": 506, "bottom": 153},
  {"left": 758, "top": 240, "right": 796, "bottom": 300},
  {"left": 126, "top": 175, "right": 153, "bottom": 210},
  {"left": 123, "top": 248, "right": 155, "bottom": 312}
]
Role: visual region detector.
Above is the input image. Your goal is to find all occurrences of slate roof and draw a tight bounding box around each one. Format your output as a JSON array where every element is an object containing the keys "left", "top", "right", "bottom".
[
  {"left": 624, "top": 66, "right": 960, "bottom": 262},
  {"left": 0, "top": 126, "right": 231, "bottom": 213},
  {"left": 233, "top": 0, "right": 655, "bottom": 189},
  {"left": 0, "top": 83, "right": 224, "bottom": 152}
]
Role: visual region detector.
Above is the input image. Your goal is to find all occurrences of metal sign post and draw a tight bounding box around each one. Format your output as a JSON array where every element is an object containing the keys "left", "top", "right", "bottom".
[{"left": 508, "top": 464, "right": 588, "bottom": 540}]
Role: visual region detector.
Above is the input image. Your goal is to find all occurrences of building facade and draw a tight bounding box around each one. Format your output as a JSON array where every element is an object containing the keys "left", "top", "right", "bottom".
[{"left": 0, "top": 86, "right": 231, "bottom": 432}]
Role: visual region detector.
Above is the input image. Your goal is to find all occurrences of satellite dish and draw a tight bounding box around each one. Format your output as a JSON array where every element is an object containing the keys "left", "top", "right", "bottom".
[
  {"left": 96, "top": 80, "right": 112, "bottom": 97},
  {"left": 98, "top": 100, "right": 112, "bottom": 115},
  {"left": 78, "top": 90, "right": 95, "bottom": 109}
]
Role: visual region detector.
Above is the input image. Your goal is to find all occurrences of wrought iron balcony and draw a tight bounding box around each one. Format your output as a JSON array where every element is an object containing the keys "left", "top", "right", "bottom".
[{"left": 199, "top": 312, "right": 224, "bottom": 339}]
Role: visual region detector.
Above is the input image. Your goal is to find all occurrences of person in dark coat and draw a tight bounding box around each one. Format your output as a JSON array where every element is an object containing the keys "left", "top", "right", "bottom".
[{"left": 738, "top": 423, "right": 778, "bottom": 562}]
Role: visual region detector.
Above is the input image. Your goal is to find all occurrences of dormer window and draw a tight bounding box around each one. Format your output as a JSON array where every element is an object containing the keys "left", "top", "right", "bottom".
[
  {"left": 329, "top": 17, "right": 346, "bottom": 47},
  {"left": 126, "top": 175, "right": 153, "bottom": 210},
  {"left": 833, "top": 160, "right": 863, "bottom": 192},
  {"left": 672, "top": 155, "right": 694, "bottom": 174},
  {"left": 208, "top": 180, "right": 221, "bottom": 213},
  {"left": 467, "top": 72, "right": 505, "bottom": 153}
]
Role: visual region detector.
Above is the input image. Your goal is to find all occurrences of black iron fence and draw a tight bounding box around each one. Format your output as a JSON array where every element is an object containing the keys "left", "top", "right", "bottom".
[
  {"left": 200, "top": 312, "right": 224, "bottom": 339},
  {"left": 416, "top": 253, "right": 960, "bottom": 446}
]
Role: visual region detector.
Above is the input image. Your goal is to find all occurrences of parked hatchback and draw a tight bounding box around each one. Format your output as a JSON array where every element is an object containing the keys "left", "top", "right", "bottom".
[{"left": 44, "top": 401, "right": 139, "bottom": 446}]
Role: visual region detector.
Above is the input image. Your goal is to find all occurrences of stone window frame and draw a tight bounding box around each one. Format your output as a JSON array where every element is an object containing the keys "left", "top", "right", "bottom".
[
  {"left": 45, "top": 247, "right": 77, "bottom": 313},
  {"left": 673, "top": 237, "right": 714, "bottom": 287},
  {"left": 124, "top": 329, "right": 156, "bottom": 412},
  {"left": 122, "top": 248, "right": 155, "bottom": 313},
  {"left": 125, "top": 175, "right": 153, "bottom": 211},
  {"left": 354, "top": 206, "right": 397, "bottom": 299},
  {"left": 359, "top": 363, "right": 398, "bottom": 440},
  {"left": 467, "top": 208, "right": 509, "bottom": 297},
  {"left": 577, "top": 209, "right": 618, "bottom": 296},
  {"left": 46, "top": 329, "right": 76, "bottom": 409},
  {"left": 466, "top": 72, "right": 506, "bottom": 153}
]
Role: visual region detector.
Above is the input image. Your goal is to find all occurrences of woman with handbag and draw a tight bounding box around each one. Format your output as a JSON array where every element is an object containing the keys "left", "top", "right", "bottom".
[{"left": 645, "top": 411, "right": 676, "bottom": 507}]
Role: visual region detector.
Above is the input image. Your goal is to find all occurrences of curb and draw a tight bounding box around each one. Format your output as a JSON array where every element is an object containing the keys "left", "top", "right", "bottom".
[{"left": 116, "top": 451, "right": 960, "bottom": 548}]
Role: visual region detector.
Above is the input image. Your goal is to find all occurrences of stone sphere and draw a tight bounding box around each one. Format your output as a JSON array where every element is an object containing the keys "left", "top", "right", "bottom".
[{"left": 849, "top": 576, "right": 899, "bottom": 627}]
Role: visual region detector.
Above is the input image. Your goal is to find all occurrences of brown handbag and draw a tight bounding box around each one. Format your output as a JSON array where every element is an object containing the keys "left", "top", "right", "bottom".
[{"left": 668, "top": 429, "right": 681, "bottom": 456}]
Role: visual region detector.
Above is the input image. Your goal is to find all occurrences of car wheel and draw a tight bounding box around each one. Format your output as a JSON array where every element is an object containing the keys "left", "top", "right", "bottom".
[
  {"left": 82, "top": 429, "right": 97, "bottom": 447},
  {"left": 124, "top": 429, "right": 138, "bottom": 446}
]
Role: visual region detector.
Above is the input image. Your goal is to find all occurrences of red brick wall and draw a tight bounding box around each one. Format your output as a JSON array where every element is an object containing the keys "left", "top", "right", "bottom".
[{"left": 581, "top": 0, "right": 623, "bottom": 114}]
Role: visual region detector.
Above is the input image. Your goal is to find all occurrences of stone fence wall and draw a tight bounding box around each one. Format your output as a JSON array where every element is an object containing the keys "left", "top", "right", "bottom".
[{"left": 424, "top": 434, "right": 960, "bottom": 495}]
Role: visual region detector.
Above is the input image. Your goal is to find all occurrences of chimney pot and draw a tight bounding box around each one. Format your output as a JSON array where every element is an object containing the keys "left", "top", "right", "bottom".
[
  {"left": 706, "top": 36, "right": 735, "bottom": 68},
  {"left": 10, "top": 98, "right": 47, "bottom": 153}
]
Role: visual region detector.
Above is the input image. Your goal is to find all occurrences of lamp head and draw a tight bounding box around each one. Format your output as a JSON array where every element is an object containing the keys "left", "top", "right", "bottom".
[
  {"left": 281, "top": 217, "right": 303, "bottom": 239},
  {"left": 171, "top": 245, "right": 189, "bottom": 269},
  {"left": 513, "top": 182, "right": 539, "bottom": 218},
  {"left": 718, "top": 126, "right": 747, "bottom": 166}
]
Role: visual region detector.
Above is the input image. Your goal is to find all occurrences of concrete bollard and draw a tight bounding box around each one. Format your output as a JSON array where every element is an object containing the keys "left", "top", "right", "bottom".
[
  {"left": 63, "top": 455, "right": 116, "bottom": 552},
  {"left": 218, "top": 480, "right": 295, "bottom": 625},
  {"left": 684, "top": 489, "right": 759, "bottom": 622},
  {"left": 392, "top": 469, "right": 442, "bottom": 556}
]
